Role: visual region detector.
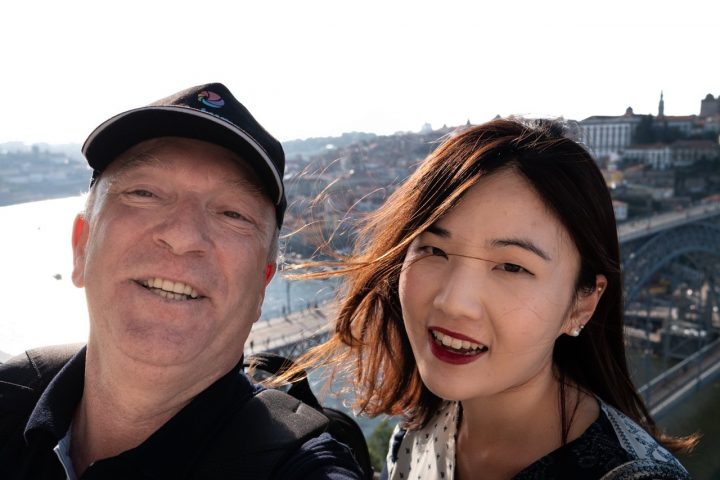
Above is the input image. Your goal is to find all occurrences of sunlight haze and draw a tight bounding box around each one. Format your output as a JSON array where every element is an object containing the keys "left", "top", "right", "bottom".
[{"left": 1, "top": 0, "right": 718, "bottom": 144}]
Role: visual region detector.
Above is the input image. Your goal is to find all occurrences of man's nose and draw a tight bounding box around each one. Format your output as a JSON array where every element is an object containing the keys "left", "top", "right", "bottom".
[
  {"left": 152, "top": 199, "right": 211, "bottom": 255},
  {"left": 432, "top": 261, "right": 486, "bottom": 321}
]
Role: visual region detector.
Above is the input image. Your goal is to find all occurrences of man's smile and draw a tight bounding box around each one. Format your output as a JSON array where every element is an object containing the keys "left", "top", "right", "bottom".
[{"left": 136, "top": 277, "right": 202, "bottom": 301}]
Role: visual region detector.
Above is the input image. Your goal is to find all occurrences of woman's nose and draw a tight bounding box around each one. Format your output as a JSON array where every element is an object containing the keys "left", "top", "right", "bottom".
[{"left": 432, "top": 261, "right": 486, "bottom": 322}]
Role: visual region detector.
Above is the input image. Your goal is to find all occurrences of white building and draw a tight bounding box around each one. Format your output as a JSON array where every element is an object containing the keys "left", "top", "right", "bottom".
[
  {"left": 623, "top": 144, "right": 673, "bottom": 170},
  {"left": 579, "top": 107, "right": 643, "bottom": 158},
  {"left": 623, "top": 140, "right": 719, "bottom": 170},
  {"left": 580, "top": 91, "right": 720, "bottom": 161}
]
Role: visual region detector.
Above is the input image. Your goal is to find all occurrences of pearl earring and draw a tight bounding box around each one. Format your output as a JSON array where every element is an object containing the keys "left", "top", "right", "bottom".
[{"left": 573, "top": 324, "right": 585, "bottom": 337}]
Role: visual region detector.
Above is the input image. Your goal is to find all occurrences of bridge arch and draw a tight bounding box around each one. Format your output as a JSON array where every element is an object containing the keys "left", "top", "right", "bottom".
[{"left": 623, "top": 222, "right": 720, "bottom": 306}]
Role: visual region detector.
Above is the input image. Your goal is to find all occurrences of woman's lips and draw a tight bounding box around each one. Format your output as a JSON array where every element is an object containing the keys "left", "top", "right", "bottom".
[{"left": 428, "top": 327, "right": 488, "bottom": 365}]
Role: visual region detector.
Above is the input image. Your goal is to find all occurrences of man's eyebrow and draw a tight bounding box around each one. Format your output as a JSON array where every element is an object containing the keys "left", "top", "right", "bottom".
[
  {"left": 112, "top": 152, "right": 167, "bottom": 178},
  {"left": 425, "top": 224, "right": 451, "bottom": 238},
  {"left": 225, "top": 177, "right": 265, "bottom": 197},
  {"left": 490, "top": 238, "right": 551, "bottom": 261}
]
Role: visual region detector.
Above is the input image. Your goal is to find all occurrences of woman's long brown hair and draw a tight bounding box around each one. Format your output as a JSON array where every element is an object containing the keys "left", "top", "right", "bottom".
[{"left": 279, "top": 118, "right": 697, "bottom": 453}]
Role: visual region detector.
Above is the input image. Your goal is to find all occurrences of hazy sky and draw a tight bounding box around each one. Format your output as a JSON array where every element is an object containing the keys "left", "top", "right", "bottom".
[{"left": 1, "top": 0, "right": 718, "bottom": 144}]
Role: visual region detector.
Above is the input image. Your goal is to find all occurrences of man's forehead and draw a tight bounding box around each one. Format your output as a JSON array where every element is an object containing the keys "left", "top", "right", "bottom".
[{"left": 104, "top": 137, "right": 265, "bottom": 191}]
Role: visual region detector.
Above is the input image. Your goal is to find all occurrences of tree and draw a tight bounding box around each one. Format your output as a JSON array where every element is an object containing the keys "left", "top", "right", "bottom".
[
  {"left": 367, "top": 417, "right": 396, "bottom": 472},
  {"left": 634, "top": 115, "right": 656, "bottom": 145}
]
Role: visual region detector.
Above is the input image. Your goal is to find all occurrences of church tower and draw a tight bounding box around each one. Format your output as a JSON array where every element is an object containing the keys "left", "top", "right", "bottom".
[{"left": 658, "top": 91, "right": 665, "bottom": 118}]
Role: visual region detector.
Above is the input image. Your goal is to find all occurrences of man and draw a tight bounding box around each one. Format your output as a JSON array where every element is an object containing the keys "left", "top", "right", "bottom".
[{"left": 0, "top": 83, "right": 363, "bottom": 479}]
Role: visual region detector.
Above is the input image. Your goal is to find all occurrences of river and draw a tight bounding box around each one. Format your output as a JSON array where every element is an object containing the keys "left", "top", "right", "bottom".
[{"left": 626, "top": 348, "right": 720, "bottom": 479}]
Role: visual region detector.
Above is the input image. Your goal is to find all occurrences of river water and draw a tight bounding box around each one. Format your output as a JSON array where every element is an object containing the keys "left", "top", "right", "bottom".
[
  {"left": 1, "top": 197, "right": 717, "bottom": 478},
  {"left": 626, "top": 349, "right": 720, "bottom": 479}
]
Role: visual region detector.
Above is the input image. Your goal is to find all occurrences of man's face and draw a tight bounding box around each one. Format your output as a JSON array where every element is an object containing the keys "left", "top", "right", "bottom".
[{"left": 72, "top": 137, "right": 276, "bottom": 372}]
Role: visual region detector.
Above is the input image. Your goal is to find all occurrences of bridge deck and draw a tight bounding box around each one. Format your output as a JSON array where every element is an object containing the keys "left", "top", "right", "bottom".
[
  {"left": 639, "top": 338, "right": 720, "bottom": 417},
  {"left": 617, "top": 201, "right": 720, "bottom": 242},
  {"left": 246, "top": 304, "right": 335, "bottom": 355}
]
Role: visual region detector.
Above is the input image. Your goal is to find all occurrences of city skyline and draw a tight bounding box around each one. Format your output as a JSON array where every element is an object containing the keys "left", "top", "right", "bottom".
[{"left": 2, "top": 0, "right": 718, "bottom": 144}]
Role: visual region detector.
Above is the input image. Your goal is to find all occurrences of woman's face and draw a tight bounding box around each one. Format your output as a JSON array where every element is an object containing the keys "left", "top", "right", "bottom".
[{"left": 399, "top": 169, "right": 585, "bottom": 402}]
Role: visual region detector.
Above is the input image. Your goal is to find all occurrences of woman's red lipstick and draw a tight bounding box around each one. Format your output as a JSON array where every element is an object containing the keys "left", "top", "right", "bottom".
[{"left": 428, "top": 327, "right": 487, "bottom": 365}]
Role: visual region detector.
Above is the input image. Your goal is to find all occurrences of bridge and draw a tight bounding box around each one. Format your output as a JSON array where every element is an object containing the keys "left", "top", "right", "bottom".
[
  {"left": 638, "top": 337, "right": 720, "bottom": 417},
  {"left": 246, "top": 201, "right": 720, "bottom": 416},
  {"left": 246, "top": 303, "right": 337, "bottom": 358},
  {"left": 619, "top": 201, "right": 720, "bottom": 307}
]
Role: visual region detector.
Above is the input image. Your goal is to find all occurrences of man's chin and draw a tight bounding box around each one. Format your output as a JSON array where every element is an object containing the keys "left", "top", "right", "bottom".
[{"left": 108, "top": 327, "right": 211, "bottom": 368}]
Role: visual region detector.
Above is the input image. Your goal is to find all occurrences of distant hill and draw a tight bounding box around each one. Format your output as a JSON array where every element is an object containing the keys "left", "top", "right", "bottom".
[
  {"left": 0, "top": 129, "right": 438, "bottom": 207},
  {"left": 282, "top": 132, "right": 379, "bottom": 159},
  {"left": 0, "top": 144, "right": 89, "bottom": 206}
]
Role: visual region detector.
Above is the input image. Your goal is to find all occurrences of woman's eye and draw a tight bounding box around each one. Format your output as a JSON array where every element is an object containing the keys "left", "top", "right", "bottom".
[
  {"left": 431, "top": 247, "right": 447, "bottom": 258},
  {"left": 419, "top": 245, "right": 448, "bottom": 259},
  {"left": 497, "top": 263, "right": 531, "bottom": 274}
]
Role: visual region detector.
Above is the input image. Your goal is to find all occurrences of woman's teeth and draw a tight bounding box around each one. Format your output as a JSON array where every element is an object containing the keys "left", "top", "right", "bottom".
[
  {"left": 431, "top": 330, "right": 488, "bottom": 354},
  {"left": 140, "top": 278, "right": 199, "bottom": 300}
]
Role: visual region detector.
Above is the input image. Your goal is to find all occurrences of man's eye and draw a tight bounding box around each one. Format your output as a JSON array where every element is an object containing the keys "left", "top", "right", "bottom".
[
  {"left": 497, "top": 263, "right": 531, "bottom": 274},
  {"left": 129, "top": 189, "right": 155, "bottom": 198},
  {"left": 223, "top": 211, "right": 245, "bottom": 220}
]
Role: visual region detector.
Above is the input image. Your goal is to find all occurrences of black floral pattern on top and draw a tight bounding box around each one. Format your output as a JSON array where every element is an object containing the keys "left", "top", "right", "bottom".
[{"left": 515, "top": 413, "right": 633, "bottom": 479}]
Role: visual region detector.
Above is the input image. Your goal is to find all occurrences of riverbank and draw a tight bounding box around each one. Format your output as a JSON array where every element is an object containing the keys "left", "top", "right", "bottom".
[{"left": 660, "top": 377, "right": 720, "bottom": 479}]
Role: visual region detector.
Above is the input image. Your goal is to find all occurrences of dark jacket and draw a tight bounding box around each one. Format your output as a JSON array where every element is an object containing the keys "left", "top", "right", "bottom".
[{"left": 0, "top": 345, "right": 362, "bottom": 479}]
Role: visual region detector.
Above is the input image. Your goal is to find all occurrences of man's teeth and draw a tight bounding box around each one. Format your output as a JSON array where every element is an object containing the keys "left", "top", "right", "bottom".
[
  {"left": 141, "top": 278, "right": 199, "bottom": 300},
  {"left": 431, "top": 330, "right": 488, "bottom": 353}
]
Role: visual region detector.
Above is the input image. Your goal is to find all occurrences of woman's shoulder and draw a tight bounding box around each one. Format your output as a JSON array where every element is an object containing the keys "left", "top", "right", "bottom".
[
  {"left": 599, "top": 458, "right": 691, "bottom": 480},
  {"left": 598, "top": 402, "right": 690, "bottom": 478},
  {"left": 515, "top": 400, "right": 690, "bottom": 479},
  {"left": 599, "top": 402, "right": 683, "bottom": 464}
]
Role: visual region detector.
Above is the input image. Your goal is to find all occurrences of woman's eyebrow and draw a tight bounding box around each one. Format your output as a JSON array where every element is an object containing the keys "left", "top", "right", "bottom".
[
  {"left": 426, "top": 224, "right": 451, "bottom": 238},
  {"left": 490, "top": 238, "right": 551, "bottom": 261}
]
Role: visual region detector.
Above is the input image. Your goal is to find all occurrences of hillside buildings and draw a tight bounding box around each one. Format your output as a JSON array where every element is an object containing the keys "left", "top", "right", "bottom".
[{"left": 579, "top": 92, "right": 720, "bottom": 168}]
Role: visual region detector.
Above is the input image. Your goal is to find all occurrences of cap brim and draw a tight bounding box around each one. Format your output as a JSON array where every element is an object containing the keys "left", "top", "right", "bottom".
[{"left": 82, "top": 106, "right": 283, "bottom": 205}]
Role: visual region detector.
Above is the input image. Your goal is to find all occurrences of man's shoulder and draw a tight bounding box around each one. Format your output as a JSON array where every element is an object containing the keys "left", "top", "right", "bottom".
[
  {"left": 229, "top": 387, "right": 330, "bottom": 450},
  {"left": 0, "top": 343, "right": 84, "bottom": 451},
  {"left": 190, "top": 379, "right": 362, "bottom": 478},
  {"left": 275, "top": 432, "right": 366, "bottom": 480},
  {"left": 0, "top": 343, "right": 83, "bottom": 395},
  {"left": 196, "top": 386, "right": 329, "bottom": 470}
]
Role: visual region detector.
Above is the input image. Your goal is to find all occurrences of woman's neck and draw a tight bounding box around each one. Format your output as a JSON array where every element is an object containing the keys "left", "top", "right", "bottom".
[{"left": 455, "top": 368, "right": 598, "bottom": 479}]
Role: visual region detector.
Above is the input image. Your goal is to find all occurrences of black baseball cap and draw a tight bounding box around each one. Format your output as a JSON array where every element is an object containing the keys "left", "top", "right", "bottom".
[{"left": 82, "top": 82, "right": 286, "bottom": 226}]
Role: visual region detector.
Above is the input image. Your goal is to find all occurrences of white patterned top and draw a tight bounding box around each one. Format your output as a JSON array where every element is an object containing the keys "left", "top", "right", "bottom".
[{"left": 384, "top": 399, "right": 689, "bottom": 480}]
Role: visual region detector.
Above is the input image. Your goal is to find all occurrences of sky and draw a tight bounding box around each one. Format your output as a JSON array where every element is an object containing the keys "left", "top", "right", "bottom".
[{"left": 1, "top": 0, "right": 719, "bottom": 145}]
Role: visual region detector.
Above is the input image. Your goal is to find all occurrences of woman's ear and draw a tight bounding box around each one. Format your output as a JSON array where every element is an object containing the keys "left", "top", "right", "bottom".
[{"left": 564, "top": 274, "right": 607, "bottom": 337}]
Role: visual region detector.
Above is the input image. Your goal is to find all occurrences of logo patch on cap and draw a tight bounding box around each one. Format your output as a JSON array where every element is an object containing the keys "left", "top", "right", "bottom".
[{"left": 198, "top": 90, "right": 225, "bottom": 108}]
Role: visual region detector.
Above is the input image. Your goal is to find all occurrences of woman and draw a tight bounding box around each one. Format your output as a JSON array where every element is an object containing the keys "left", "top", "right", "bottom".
[{"left": 291, "top": 118, "right": 695, "bottom": 479}]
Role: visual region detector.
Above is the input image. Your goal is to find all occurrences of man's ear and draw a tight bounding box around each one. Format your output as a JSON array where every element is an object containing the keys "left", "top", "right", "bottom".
[
  {"left": 71, "top": 214, "right": 90, "bottom": 288},
  {"left": 264, "top": 263, "right": 276, "bottom": 286},
  {"left": 564, "top": 274, "right": 607, "bottom": 336},
  {"left": 254, "top": 263, "right": 277, "bottom": 323}
]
